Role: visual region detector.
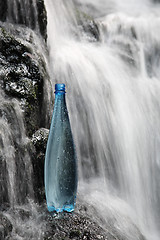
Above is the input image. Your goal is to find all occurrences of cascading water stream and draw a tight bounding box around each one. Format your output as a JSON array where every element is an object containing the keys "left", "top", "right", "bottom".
[
  {"left": 0, "top": 90, "right": 34, "bottom": 207},
  {"left": 45, "top": 0, "right": 160, "bottom": 239},
  {"left": 6, "top": 0, "right": 38, "bottom": 29}
]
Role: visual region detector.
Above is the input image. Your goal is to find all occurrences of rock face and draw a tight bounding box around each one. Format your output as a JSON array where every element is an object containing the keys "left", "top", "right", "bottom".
[
  {"left": 32, "top": 128, "right": 49, "bottom": 202},
  {"left": 0, "top": 23, "right": 50, "bottom": 137},
  {"left": 37, "top": 0, "right": 47, "bottom": 40},
  {"left": 0, "top": 5, "right": 52, "bottom": 209}
]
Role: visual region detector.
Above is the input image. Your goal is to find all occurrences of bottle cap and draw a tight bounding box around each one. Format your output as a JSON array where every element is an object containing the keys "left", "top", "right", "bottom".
[{"left": 55, "top": 83, "right": 65, "bottom": 92}]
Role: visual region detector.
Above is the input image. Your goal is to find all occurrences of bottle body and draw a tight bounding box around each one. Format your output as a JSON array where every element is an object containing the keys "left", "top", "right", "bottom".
[{"left": 44, "top": 84, "right": 77, "bottom": 213}]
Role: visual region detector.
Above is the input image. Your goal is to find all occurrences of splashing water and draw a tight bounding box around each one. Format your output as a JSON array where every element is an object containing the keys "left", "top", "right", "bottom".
[{"left": 45, "top": 0, "right": 160, "bottom": 239}]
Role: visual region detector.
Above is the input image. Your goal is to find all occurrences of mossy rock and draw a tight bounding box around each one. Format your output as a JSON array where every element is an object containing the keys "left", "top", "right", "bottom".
[{"left": 0, "top": 24, "right": 47, "bottom": 137}]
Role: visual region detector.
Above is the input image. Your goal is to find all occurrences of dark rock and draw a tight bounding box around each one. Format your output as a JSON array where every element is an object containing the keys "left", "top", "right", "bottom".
[
  {"left": 44, "top": 211, "right": 115, "bottom": 240},
  {"left": 0, "top": 155, "right": 9, "bottom": 204},
  {"left": 69, "top": 229, "right": 81, "bottom": 238},
  {"left": 0, "top": 23, "right": 49, "bottom": 137},
  {"left": 32, "top": 128, "right": 49, "bottom": 153},
  {"left": 31, "top": 128, "right": 49, "bottom": 202},
  {"left": 0, "top": 0, "right": 7, "bottom": 22},
  {"left": 37, "top": 0, "right": 47, "bottom": 41}
]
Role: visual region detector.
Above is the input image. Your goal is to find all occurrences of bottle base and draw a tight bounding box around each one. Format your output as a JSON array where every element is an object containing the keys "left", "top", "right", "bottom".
[{"left": 47, "top": 204, "right": 75, "bottom": 213}]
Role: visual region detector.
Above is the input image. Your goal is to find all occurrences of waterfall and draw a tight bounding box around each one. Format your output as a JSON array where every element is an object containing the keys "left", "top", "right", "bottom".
[
  {"left": 0, "top": 0, "right": 160, "bottom": 239},
  {"left": 0, "top": 91, "right": 34, "bottom": 207},
  {"left": 45, "top": 0, "right": 160, "bottom": 239}
]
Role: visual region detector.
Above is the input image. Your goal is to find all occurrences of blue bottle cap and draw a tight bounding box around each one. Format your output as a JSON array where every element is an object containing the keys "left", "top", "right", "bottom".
[{"left": 55, "top": 83, "right": 65, "bottom": 92}]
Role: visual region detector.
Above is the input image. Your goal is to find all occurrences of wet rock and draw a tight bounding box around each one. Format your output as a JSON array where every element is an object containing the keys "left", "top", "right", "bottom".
[
  {"left": 0, "top": 155, "right": 9, "bottom": 205},
  {"left": 14, "top": 207, "right": 31, "bottom": 221},
  {"left": 43, "top": 211, "right": 115, "bottom": 240},
  {"left": 0, "top": 213, "right": 12, "bottom": 240},
  {"left": 0, "top": 23, "right": 49, "bottom": 137},
  {"left": 0, "top": 1, "right": 7, "bottom": 22},
  {"left": 0, "top": 202, "right": 146, "bottom": 240},
  {"left": 32, "top": 128, "right": 49, "bottom": 153},
  {"left": 77, "top": 200, "right": 146, "bottom": 240},
  {"left": 76, "top": 10, "right": 100, "bottom": 42},
  {"left": 37, "top": 0, "right": 47, "bottom": 40},
  {"left": 31, "top": 128, "right": 49, "bottom": 202}
]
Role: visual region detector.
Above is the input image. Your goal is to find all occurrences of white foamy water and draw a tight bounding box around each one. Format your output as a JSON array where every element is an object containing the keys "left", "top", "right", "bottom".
[{"left": 45, "top": 0, "right": 160, "bottom": 239}]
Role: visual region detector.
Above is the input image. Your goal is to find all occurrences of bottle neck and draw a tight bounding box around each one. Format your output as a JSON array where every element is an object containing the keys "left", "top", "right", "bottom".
[
  {"left": 53, "top": 91, "right": 67, "bottom": 119},
  {"left": 55, "top": 83, "right": 65, "bottom": 94},
  {"left": 55, "top": 91, "right": 66, "bottom": 96},
  {"left": 54, "top": 83, "right": 66, "bottom": 104},
  {"left": 54, "top": 91, "right": 66, "bottom": 105}
]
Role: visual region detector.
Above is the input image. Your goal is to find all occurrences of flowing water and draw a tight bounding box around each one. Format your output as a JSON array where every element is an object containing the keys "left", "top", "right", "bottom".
[
  {"left": 45, "top": 0, "right": 160, "bottom": 239},
  {"left": 6, "top": 0, "right": 38, "bottom": 30},
  {"left": 0, "top": 90, "right": 34, "bottom": 207}
]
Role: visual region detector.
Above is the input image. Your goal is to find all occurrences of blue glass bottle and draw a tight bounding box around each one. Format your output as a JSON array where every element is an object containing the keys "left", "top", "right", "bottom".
[{"left": 44, "top": 83, "right": 77, "bottom": 213}]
